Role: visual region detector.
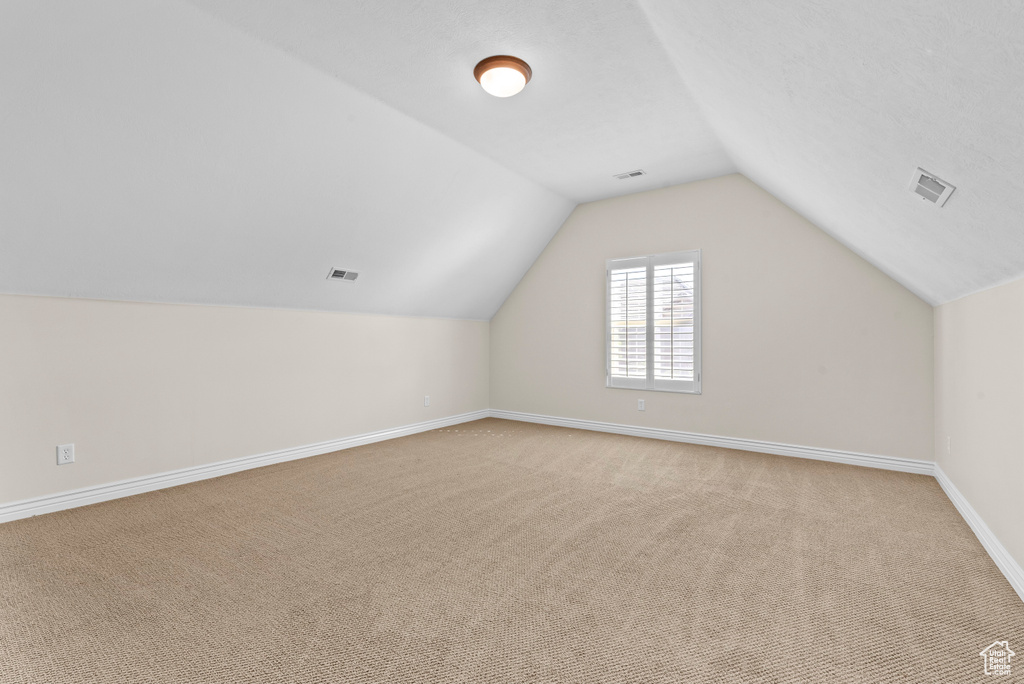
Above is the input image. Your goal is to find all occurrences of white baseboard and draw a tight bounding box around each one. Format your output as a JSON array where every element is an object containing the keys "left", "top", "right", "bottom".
[
  {"left": 489, "top": 409, "right": 1023, "bottom": 604},
  {"left": 488, "top": 409, "right": 935, "bottom": 475},
  {"left": 934, "top": 464, "right": 1024, "bottom": 603},
  {"left": 4, "top": 407, "right": 1021, "bottom": 606},
  {"left": 0, "top": 410, "right": 489, "bottom": 524}
]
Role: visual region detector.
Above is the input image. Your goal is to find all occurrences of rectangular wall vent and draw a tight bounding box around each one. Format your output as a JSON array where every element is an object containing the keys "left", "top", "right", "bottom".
[
  {"left": 613, "top": 169, "right": 646, "bottom": 180},
  {"left": 327, "top": 268, "right": 359, "bottom": 281},
  {"left": 909, "top": 168, "right": 955, "bottom": 206}
]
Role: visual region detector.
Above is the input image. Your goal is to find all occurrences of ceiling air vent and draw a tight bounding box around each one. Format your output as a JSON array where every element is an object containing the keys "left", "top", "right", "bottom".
[
  {"left": 613, "top": 169, "right": 646, "bottom": 180},
  {"left": 909, "top": 168, "right": 954, "bottom": 207},
  {"left": 326, "top": 268, "right": 359, "bottom": 281}
]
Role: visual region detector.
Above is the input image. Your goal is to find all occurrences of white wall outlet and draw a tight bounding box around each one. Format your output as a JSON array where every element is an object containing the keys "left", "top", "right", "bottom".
[
  {"left": 424, "top": 395, "right": 430, "bottom": 407},
  {"left": 56, "top": 444, "right": 75, "bottom": 465},
  {"left": 638, "top": 399, "right": 645, "bottom": 411}
]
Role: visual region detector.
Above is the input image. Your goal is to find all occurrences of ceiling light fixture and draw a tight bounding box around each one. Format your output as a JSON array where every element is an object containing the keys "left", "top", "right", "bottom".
[{"left": 474, "top": 55, "right": 532, "bottom": 98}]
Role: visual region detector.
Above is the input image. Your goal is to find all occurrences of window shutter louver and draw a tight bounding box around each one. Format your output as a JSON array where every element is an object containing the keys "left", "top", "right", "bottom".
[
  {"left": 607, "top": 251, "right": 701, "bottom": 394},
  {"left": 609, "top": 266, "right": 647, "bottom": 381}
]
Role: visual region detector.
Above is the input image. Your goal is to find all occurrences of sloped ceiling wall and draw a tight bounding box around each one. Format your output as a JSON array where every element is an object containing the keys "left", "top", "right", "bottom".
[
  {"left": 182, "top": 0, "right": 735, "bottom": 203},
  {"left": 639, "top": 0, "right": 1024, "bottom": 304},
  {"left": 0, "top": 0, "right": 575, "bottom": 320},
  {"left": 2, "top": 0, "right": 1022, "bottom": 317}
]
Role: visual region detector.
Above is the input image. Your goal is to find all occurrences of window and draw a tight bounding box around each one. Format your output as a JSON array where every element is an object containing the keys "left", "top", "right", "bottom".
[{"left": 607, "top": 250, "right": 701, "bottom": 393}]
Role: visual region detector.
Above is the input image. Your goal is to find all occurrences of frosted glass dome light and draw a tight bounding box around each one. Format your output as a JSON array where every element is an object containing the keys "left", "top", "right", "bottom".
[
  {"left": 474, "top": 56, "right": 532, "bottom": 98},
  {"left": 479, "top": 66, "right": 526, "bottom": 97}
]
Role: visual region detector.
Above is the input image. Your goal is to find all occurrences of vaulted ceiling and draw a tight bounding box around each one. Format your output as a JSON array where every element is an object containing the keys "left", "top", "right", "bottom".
[{"left": 2, "top": 0, "right": 1022, "bottom": 318}]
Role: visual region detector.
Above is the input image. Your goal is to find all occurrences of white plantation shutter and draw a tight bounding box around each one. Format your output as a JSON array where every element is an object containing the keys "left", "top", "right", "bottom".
[
  {"left": 607, "top": 250, "right": 701, "bottom": 393},
  {"left": 608, "top": 257, "right": 648, "bottom": 390}
]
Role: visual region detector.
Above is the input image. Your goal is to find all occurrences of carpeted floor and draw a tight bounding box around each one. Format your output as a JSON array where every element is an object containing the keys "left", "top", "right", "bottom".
[{"left": 1, "top": 418, "right": 1021, "bottom": 683}]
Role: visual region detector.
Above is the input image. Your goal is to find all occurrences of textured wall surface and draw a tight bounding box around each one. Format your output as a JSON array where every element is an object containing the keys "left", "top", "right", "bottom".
[
  {"left": 0, "top": 294, "right": 489, "bottom": 504},
  {"left": 935, "top": 277, "right": 1024, "bottom": 572},
  {"left": 491, "top": 174, "right": 934, "bottom": 460}
]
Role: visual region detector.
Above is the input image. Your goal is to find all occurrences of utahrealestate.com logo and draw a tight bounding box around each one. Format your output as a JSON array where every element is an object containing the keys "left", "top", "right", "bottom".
[{"left": 980, "top": 640, "right": 1014, "bottom": 676}]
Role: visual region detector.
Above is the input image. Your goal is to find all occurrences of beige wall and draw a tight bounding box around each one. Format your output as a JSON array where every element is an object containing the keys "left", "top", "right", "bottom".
[
  {"left": 490, "top": 174, "right": 934, "bottom": 460},
  {"left": 935, "top": 277, "right": 1024, "bottom": 569},
  {"left": 0, "top": 294, "right": 489, "bottom": 504}
]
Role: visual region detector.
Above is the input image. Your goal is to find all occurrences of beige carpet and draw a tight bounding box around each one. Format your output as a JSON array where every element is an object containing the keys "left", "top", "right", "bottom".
[{"left": 1, "top": 418, "right": 1022, "bottom": 683}]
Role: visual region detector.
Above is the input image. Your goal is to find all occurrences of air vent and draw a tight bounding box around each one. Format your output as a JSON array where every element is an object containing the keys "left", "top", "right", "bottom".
[
  {"left": 909, "top": 168, "right": 954, "bottom": 207},
  {"left": 326, "top": 268, "right": 359, "bottom": 281},
  {"left": 613, "top": 169, "right": 646, "bottom": 180}
]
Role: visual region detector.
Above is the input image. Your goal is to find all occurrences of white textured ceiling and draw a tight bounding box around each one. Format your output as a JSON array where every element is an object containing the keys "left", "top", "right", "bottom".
[
  {"left": 639, "top": 0, "right": 1024, "bottom": 304},
  {"left": 183, "top": 0, "right": 735, "bottom": 203},
  {"left": 2, "top": 0, "right": 1023, "bottom": 317},
  {"left": 0, "top": 0, "right": 574, "bottom": 320}
]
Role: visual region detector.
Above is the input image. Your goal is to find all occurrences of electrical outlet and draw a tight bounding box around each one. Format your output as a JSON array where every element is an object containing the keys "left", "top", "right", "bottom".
[
  {"left": 638, "top": 399, "right": 645, "bottom": 411},
  {"left": 56, "top": 444, "right": 74, "bottom": 465},
  {"left": 424, "top": 395, "right": 430, "bottom": 407}
]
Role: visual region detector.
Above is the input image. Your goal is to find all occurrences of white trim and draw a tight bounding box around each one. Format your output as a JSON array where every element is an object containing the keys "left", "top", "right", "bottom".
[
  {"left": 489, "top": 409, "right": 934, "bottom": 474},
  {"left": 489, "top": 409, "right": 1024, "bottom": 604},
  {"left": 3, "top": 406, "right": 1021, "bottom": 606},
  {"left": 0, "top": 410, "right": 488, "bottom": 524},
  {"left": 607, "top": 250, "right": 701, "bottom": 395},
  {"left": 934, "top": 464, "right": 1024, "bottom": 603}
]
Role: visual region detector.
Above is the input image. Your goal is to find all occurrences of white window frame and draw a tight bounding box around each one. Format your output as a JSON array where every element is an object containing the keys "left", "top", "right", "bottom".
[{"left": 606, "top": 250, "right": 701, "bottom": 394}]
